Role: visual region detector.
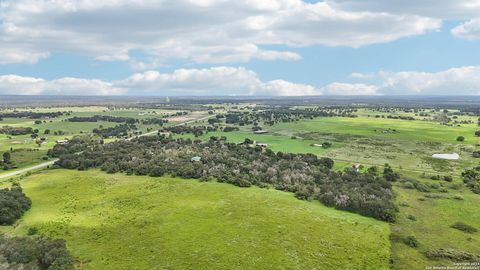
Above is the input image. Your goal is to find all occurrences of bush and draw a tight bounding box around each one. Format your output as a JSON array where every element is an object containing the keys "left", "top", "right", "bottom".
[
  {"left": 443, "top": 175, "right": 453, "bottom": 182},
  {"left": 407, "top": 214, "right": 417, "bottom": 221},
  {"left": 321, "top": 142, "right": 332, "bottom": 149},
  {"left": 456, "top": 136, "right": 465, "bottom": 142},
  {"left": 426, "top": 248, "right": 480, "bottom": 262},
  {"left": 149, "top": 166, "right": 165, "bottom": 177},
  {"left": 399, "top": 202, "right": 409, "bottom": 207},
  {"left": 403, "top": 235, "right": 419, "bottom": 248},
  {"left": 27, "top": 227, "right": 38, "bottom": 236},
  {"left": 451, "top": 222, "right": 478, "bottom": 233},
  {"left": 453, "top": 195, "right": 464, "bottom": 200}
]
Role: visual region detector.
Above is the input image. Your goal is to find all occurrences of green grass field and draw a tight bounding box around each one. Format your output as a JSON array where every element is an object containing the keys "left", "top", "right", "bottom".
[
  {"left": 0, "top": 107, "right": 209, "bottom": 173},
  {"left": 2, "top": 169, "right": 391, "bottom": 270},
  {"left": 390, "top": 171, "right": 480, "bottom": 269},
  {"left": 183, "top": 112, "right": 480, "bottom": 269},
  {"left": 2, "top": 106, "right": 480, "bottom": 269},
  {"left": 188, "top": 114, "right": 479, "bottom": 174}
]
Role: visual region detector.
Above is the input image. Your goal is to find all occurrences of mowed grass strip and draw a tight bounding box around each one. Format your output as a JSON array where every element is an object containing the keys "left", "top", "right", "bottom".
[{"left": 4, "top": 169, "right": 390, "bottom": 270}]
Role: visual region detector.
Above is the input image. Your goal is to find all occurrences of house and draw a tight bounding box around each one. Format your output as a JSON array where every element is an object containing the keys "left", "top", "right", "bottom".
[
  {"left": 56, "top": 139, "right": 69, "bottom": 145},
  {"left": 256, "top": 143, "right": 268, "bottom": 148},
  {"left": 253, "top": 130, "right": 268, "bottom": 134},
  {"left": 191, "top": 156, "right": 202, "bottom": 162},
  {"left": 313, "top": 144, "right": 323, "bottom": 147}
]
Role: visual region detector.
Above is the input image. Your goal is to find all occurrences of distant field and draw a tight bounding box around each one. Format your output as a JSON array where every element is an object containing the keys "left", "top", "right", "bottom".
[
  {"left": 2, "top": 170, "right": 391, "bottom": 269},
  {"left": 0, "top": 107, "right": 208, "bottom": 172},
  {"left": 187, "top": 114, "right": 479, "bottom": 174}
]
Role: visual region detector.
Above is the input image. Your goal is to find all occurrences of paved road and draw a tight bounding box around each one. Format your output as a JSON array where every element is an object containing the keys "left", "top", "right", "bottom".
[
  {"left": 0, "top": 159, "right": 58, "bottom": 180},
  {"left": 0, "top": 114, "right": 215, "bottom": 180}
]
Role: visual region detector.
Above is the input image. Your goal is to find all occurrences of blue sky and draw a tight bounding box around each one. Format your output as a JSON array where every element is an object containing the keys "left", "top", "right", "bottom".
[{"left": 0, "top": 1, "right": 480, "bottom": 96}]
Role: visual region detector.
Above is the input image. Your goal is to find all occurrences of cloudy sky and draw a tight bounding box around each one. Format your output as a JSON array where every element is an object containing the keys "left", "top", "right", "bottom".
[{"left": 0, "top": 0, "right": 480, "bottom": 96}]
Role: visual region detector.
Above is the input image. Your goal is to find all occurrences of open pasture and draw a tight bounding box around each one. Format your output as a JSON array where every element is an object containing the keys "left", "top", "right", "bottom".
[{"left": 1, "top": 169, "right": 391, "bottom": 270}]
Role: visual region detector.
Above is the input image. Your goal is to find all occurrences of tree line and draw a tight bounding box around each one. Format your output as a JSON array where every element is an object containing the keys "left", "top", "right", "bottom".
[
  {"left": 0, "top": 111, "right": 63, "bottom": 119},
  {"left": 52, "top": 136, "right": 398, "bottom": 222},
  {"left": 66, "top": 115, "right": 138, "bottom": 124},
  {"left": 0, "top": 126, "right": 34, "bottom": 136}
]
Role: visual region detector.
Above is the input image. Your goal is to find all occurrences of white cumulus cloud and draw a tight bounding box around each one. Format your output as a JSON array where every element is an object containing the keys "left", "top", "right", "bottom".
[
  {"left": 0, "top": 0, "right": 440, "bottom": 64},
  {"left": 451, "top": 19, "right": 480, "bottom": 40},
  {"left": 118, "top": 67, "right": 321, "bottom": 96},
  {"left": 0, "top": 75, "right": 125, "bottom": 95},
  {"left": 350, "top": 66, "right": 480, "bottom": 95}
]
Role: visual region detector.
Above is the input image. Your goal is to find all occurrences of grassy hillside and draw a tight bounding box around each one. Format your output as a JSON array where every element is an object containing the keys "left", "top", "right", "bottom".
[
  {"left": 391, "top": 171, "right": 480, "bottom": 269},
  {"left": 2, "top": 169, "right": 391, "bottom": 270}
]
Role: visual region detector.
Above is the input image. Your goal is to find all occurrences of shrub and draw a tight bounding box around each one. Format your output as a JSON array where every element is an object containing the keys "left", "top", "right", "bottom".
[
  {"left": 451, "top": 222, "right": 478, "bottom": 233},
  {"left": 321, "top": 142, "right": 332, "bottom": 149},
  {"left": 399, "top": 202, "right": 409, "bottom": 207},
  {"left": 438, "top": 188, "right": 448, "bottom": 193},
  {"left": 443, "top": 175, "right": 453, "bottom": 182},
  {"left": 426, "top": 248, "right": 480, "bottom": 262},
  {"left": 403, "top": 235, "right": 419, "bottom": 248},
  {"left": 456, "top": 136, "right": 465, "bottom": 142},
  {"left": 27, "top": 227, "right": 38, "bottom": 235},
  {"left": 407, "top": 214, "right": 417, "bottom": 221}
]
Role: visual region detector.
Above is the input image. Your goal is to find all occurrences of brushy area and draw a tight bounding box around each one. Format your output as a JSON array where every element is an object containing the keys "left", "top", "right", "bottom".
[{"left": 52, "top": 136, "right": 398, "bottom": 222}]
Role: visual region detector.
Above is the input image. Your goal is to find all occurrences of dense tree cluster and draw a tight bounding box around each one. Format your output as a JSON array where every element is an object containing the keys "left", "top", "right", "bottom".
[
  {"left": 0, "top": 126, "right": 33, "bottom": 136},
  {"left": 0, "top": 184, "right": 31, "bottom": 225},
  {"left": 93, "top": 124, "right": 136, "bottom": 138},
  {"left": 221, "top": 108, "right": 357, "bottom": 127},
  {"left": 386, "top": 115, "right": 415, "bottom": 120},
  {"left": 66, "top": 115, "right": 138, "bottom": 124},
  {"left": 54, "top": 136, "right": 398, "bottom": 222},
  {"left": 48, "top": 135, "right": 101, "bottom": 158},
  {"left": 0, "top": 112, "right": 63, "bottom": 119},
  {"left": 0, "top": 234, "right": 74, "bottom": 269},
  {"left": 461, "top": 167, "right": 480, "bottom": 194},
  {"left": 141, "top": 118, "right": 168, "bottom": 126},
  {"left": 223, "top": 126, "right": 239, "bottom": 132},
  {"left": 161, "top": 125, "right": 218, "bottom": 137}
]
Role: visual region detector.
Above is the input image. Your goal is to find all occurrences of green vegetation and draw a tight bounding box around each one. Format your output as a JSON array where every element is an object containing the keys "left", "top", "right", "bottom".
[
  {"left": 54, "top": 136, "right": 398, "bottom": 221},
  {"left": 0, "top": 234, "right": 74, "bottom": 270},
  {"left": 0, "top": 184, "right": 31, "bottom": 225},
  {"left": 2, "top": 169, "right": 391, "bottom": 269},
  {"left": 2, "top": 103, "right": 480, "bottom": 269},
  {"left": 451, "top": 222, "right": 478, "bottom": 233}
]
